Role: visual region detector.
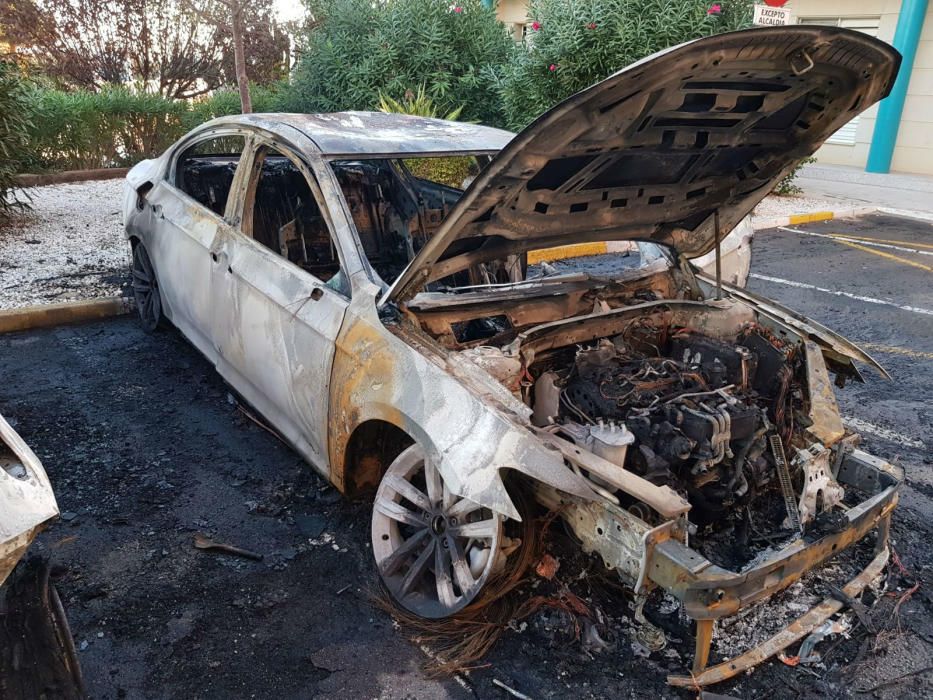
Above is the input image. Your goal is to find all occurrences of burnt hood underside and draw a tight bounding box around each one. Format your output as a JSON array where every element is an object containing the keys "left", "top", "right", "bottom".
[{"left": 385, "top": 26, "right": 900, "bottom": 303}]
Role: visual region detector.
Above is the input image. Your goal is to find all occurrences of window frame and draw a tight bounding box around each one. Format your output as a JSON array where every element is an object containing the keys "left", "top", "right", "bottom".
[
  {"left": 231, "top": 136, "right": 353, "bottom": 299},
  {"left": 167, "top": 127, "right": 249, "bottom": 222}
]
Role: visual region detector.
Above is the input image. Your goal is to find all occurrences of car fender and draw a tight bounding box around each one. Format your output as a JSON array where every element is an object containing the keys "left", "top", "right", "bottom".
[
  {"left": 328, "top": 300, "right": 596, "bottom": 521},
  {"left": 1, "top": 414, "right": 58, "bottom": 586}
]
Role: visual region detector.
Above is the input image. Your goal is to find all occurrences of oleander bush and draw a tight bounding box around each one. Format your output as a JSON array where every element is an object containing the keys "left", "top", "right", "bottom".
[
  {"left": 499, "top": 0, "right": 753, "bottom": 130},
  {"left": 18, "top": 84, "right": 280, "bottom": 172},
  {"left": 0, "top": 61, "right": 35, "bottom": 219},
  {"left": 281, "top": 0, "right": 514, "bottom": 126},
  {"left": 25, "top": 87, "right": 187, "bottom": 171}
]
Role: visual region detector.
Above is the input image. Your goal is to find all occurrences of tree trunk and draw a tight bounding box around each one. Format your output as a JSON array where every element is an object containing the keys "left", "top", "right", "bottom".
[{"left": 231, "top": 4, "right": 251, "bottom": 114}]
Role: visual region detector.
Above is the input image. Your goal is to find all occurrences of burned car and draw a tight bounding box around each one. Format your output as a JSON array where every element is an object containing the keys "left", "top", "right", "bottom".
[
  {"left": 0, "top": 415, "right": 84, "bottom": 699},
  {"left": 1, "top": 412, "right": 58, "bottom": 586},
  {"left": 123, "top": 27, "right": 902, "bottom": 686}
]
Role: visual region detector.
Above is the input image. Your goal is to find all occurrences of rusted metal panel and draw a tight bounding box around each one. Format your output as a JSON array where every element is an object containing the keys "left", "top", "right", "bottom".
[
  {"left": 326, "top": 298, "right": 598, "bottom": 521},
  {"left": 668, "top": 546, "right": 890, "bottom": 687},
  {"left": 649, "top": 483, "right": 898, "bottom": 621},
  {"left": 803, "top": 341, "right": 846, "bottom": 445}
]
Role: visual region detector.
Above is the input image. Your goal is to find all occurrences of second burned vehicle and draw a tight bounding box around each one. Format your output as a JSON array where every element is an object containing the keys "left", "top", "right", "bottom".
[{"left": 123, "top": 27, "right": 902, "bottom": 686}]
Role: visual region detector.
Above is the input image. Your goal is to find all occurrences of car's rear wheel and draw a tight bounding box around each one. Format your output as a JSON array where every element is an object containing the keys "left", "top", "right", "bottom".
[
  {"left": 371, "top": 444, "right": 503, "bottom": 618},
  {"left": 131, "top": 242, "right": 163, "bottom": 332}
]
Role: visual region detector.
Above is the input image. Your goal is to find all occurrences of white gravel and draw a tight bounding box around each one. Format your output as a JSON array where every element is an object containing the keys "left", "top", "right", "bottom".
[
  {"left": 752, "top": 193, "right": 855, "bottom": 222},
  {"left": 0, "top": 180, "right": 129, "bottom": 310}
]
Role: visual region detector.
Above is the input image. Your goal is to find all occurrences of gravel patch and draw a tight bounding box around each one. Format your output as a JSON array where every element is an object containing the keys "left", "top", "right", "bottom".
[
  {"left": 753, "top": 192, "right": 853, "bottom": 222},
  {"left": 0, "top": 180, "right": 129, "bottom": 310}
]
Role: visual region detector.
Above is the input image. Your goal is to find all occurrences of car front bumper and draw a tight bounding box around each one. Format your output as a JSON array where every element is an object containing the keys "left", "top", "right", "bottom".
[{"left": 647, "top": 448, "right": 900, "bottom": 686}]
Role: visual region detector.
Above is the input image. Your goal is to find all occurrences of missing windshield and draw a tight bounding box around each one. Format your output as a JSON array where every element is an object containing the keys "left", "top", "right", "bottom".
[{"left": 330, "top": 156, "right": 520, "bottom": 291}]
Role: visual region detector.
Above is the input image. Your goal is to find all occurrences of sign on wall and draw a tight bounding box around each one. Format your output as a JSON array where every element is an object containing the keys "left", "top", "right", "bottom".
[{"left": 754, "top": 4, "right": 794, "bottom": 25}]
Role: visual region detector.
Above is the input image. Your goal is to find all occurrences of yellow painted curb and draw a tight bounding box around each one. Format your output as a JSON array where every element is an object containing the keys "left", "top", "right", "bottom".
[
  {"left": 528, "top": 241, "right": 608, "bottom": 264},
  {"left": 788, "top": 211, "right": 834, "bottom": 225},
  {"left": 0, "top": 297, "right": 133, "bottom": 334}
]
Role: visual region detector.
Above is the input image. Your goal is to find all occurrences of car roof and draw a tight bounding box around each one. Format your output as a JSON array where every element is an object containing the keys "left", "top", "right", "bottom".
[{"left": 211, "top": 111, "right": 515, "bottom": 158}]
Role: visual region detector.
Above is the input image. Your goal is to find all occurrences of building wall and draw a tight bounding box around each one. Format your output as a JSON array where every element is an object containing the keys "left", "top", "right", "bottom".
[
  {"left": 788, "top": 0, "right": 932, "bottom": 174},
  {"left": 497, "top": 0, "right": 530, "bottom": 40}
]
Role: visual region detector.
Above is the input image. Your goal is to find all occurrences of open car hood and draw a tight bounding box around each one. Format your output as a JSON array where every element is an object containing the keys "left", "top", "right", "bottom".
[{"left": 384, "top": 26, "right": 899, "bottom": 304}]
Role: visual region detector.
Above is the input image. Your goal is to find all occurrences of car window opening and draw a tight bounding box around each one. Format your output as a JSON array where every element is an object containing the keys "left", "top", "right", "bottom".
[
  {"left": 175, "top": 135, "right": 246, "bottom": 216},
  {"left": 331, "top": 157, "right": 523, "bottom": 294},
  {"left": 250, "top": 150, "right": 349, "bottom": 296}
]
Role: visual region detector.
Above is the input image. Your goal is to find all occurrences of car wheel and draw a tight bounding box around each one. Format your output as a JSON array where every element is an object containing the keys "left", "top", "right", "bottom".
[
  {"left": 131, "top": 242, "right": 163, "bottom": 332},
  {"left": 371, "top": 444, "right": 504, "bottom": 618}
]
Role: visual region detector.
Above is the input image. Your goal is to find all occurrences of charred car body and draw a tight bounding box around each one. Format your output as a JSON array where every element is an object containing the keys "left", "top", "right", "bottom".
[
  {"left": 1, "top": 413, "right": 58, "bottom": 586},
  {"left": 123, "top": 27, "right": 902, "bottom": 685}
]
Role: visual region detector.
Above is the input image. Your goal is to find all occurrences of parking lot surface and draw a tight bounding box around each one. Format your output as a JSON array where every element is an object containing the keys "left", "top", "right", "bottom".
[{"left": 1, "top": 212, "right": 931, "bottom": 699}]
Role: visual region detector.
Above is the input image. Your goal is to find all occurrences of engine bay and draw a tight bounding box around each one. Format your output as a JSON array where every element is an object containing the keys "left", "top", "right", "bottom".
[{"left": 518, "top": 316, "right": 849, "bottom": 569}]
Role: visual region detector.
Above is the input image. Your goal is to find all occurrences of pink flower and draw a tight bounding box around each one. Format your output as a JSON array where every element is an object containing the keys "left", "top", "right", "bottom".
[
  {"left": 531, "top": 21, "right": 541, "bottom": 31},
  {"left": 451, "top": 5, "right": 463, "bottom": 13},
  {"left": 707, "top": 4, "right": 722, "bottom": 14},
  {"left": 586, "top": 22, "right": 597, "bottom": 30},
  {"left": 548, "top": 64, "right": 558, "bottom": 72}
]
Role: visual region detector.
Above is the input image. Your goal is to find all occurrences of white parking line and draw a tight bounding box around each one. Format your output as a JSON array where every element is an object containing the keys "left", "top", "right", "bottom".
[
  {"left": 842, "top": 416, "right": 925, "bottom": 449},
  {"left": 749, "top": 273, "right": 933, "bottom": 316},
  {"left": 778, "top": 227, "right": 933, "bottom": 257}
]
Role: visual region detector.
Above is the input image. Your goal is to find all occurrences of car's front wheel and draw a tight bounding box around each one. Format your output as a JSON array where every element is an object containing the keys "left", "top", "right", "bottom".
[
  {"left": 131, "top": 242, "right": 163, "bottom": 332},
  {"left": 371, "top": 444, "right": 504, "bottom": 618}
]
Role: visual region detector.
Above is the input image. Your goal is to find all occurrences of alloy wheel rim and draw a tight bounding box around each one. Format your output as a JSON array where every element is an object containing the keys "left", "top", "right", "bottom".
[
  {"left": 371, "top": 445, "right": 503, "bottom": 618},
  {"left": 132, "top": 245, "right": 161, "bottom": 331}
]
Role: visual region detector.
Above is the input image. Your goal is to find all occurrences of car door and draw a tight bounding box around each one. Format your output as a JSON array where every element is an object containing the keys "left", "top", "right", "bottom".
[
  {"left": 145, "top": 132, "right": 248, "bottom": 359},
  {"left": 210, "top": 141, "right": 350, "bottom": 472}
]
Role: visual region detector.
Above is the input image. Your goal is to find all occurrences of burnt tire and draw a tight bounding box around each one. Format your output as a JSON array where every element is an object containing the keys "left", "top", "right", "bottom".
[
  {"left": 0, "top": 557, "right": 84, "bottom": 699},
  {"left": 131, "top": 242, "right": 163, "bottom": 332},
  {"left": 371, "top": 444, "right": 504, "bottom": 618}
]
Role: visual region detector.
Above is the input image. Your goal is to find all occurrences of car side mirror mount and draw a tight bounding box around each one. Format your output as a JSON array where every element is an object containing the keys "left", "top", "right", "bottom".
[{"left": 135, "top": 181, "right": 154, "bottom": 211}]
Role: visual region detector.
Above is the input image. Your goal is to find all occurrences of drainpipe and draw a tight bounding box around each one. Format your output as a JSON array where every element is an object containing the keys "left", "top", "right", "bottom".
[{"left": 865, "top": 0, "right": 929, "bottom": 173}]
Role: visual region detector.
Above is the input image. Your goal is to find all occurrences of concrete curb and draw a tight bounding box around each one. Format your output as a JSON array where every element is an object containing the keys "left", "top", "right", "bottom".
[
  {"left": 14, "top": 168, "right": 129, "bottom": 188},
  {"left": 0, "top": 297, "right": 134, "bottom": 334},
  {"left": 751, "top": 206, "right": 878, "bottom": 231}
]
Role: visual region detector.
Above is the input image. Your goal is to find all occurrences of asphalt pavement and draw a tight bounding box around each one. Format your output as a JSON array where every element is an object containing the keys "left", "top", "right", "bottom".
[{"left": 747, "top": 213, "right": 933, "bottom": 521}]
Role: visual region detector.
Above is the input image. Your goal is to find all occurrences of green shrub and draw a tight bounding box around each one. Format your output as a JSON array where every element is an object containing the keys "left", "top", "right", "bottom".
[
  {"left": 0, "top": 61, "right": 35, "bottom": 220},
  {"left": 773, "top": 156, "right": 816, "bottom": 196},
  {"left": 25, "top": 87, "right": 188, "bottom": 170},
  {"left": 20, "top": 83, "right": 281, "bottom": 172},
  {"left": 499, "top": 0, "right": 752, "bottom": 130},
  {"left": 282, "top": 0, "right": 514, "bottom": 126},
  {"left": 377, "top": 85, "right": 474, "bottom": 188}
]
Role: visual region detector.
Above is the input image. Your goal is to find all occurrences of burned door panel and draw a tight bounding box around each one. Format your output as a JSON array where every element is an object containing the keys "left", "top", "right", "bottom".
[{"left": 212, "top": 149, "right": 349, "bottom": 471}]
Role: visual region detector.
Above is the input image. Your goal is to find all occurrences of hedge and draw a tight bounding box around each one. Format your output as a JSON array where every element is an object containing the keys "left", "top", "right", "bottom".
[
  {"left": 0, "top": 61, "right": 34, "bottom": 219},
  {"left": 19, "top": 85, "right": 279, "bottom": 173}
]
